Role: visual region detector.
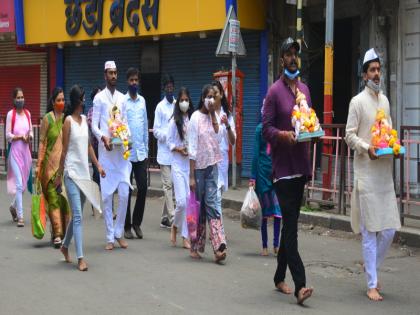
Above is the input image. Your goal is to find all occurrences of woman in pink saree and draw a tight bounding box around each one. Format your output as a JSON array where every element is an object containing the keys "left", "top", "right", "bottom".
[{"left": 6, "top": 87, "right": 33, "bottom": 227}]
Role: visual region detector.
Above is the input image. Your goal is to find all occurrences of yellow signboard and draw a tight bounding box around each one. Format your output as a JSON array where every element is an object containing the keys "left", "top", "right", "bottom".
[{"left": 23, "top": 0, "right": 265, "bottom": 45}]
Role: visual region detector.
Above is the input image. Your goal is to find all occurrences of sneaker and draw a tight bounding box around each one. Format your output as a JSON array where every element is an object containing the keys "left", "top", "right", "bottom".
[
  {"left": 124, "top": 229, "right": 134, "bottom": 239},
  {"left": 160, "top": 217, "right": 171, "bottom": 229}
]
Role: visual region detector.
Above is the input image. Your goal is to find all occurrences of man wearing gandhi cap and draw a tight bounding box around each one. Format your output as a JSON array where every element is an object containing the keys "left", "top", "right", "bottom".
[
  {"left": 92, "top": 61, "right": 132, "bottom": 250},
  {"left": 345, "top": 48, "right": 401, "bottom": 301}
]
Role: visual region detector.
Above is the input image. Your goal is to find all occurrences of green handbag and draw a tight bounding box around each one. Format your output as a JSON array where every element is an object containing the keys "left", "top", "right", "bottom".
[{"left": 31, "top": 181, "right": 47, "bottom": 239}]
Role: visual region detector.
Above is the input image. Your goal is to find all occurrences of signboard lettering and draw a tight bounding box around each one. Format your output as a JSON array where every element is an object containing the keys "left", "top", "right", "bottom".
[{"left": 65, "top": 0, "right": 159, "bottom": 36}]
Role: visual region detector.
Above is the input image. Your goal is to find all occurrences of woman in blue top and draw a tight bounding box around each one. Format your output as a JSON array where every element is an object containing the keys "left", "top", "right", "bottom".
[{"left": 249, "top": 105, "right": 282, "bottom": 256}]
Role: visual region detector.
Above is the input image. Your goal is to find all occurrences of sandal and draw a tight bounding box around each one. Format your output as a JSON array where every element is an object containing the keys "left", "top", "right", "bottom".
[
  {"left": 17, "top": 219, "right": 24, "bottom": 227},
  {"left": 53, "top": 237, "right": 62, "bottom": 249},
  {"left": 9, "top": 206, "right": 18, "bottom": 222}
]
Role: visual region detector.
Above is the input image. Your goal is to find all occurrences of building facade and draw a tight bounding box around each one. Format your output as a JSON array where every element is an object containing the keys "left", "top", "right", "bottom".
[{"left": 15, "top": 0, "right": 268, "bottom": 177}]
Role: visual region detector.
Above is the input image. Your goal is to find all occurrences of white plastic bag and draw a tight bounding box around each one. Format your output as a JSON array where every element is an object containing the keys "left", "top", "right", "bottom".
[{"left": 240, "top": 187, "right": 262, "bottom": 230}]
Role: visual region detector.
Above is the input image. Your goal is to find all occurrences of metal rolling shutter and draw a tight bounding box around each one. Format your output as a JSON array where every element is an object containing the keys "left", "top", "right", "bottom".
[
  {"left": 161, "top": 32, "right": 261, "bottom": 177},
  {"left": 0, "top": 40, "right": 47, "bottom": 123},
  {"left": 64, "top": 42, "right": 142, "bottom": 111}
]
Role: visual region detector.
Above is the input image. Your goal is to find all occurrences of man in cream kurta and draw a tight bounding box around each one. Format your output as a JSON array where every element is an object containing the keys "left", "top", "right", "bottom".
[
  {"left": 92, "top": 61, "right": 132, "bottom": 250},
  {"left": 345, "top": 48, "right": 401, "bottom": 302}
]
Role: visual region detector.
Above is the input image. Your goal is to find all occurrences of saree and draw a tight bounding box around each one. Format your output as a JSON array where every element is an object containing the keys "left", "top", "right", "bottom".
[{"left": 38, "top": 112, "right": 70, "bottom": 239}]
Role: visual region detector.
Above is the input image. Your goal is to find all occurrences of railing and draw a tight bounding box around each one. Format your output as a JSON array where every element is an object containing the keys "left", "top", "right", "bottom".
[
  {"left": 399, "top": 126, "right": 420, "bottom": 225},
  {"left": 1, "top": 122, "right": 160, "bottom": 188},
  {"left": 306, "top": 124, "right": 349, "bottom": 214}
]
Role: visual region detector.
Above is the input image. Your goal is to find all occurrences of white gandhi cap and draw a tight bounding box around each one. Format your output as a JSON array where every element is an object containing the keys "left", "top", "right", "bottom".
[
  {"left": 104, "top": 60, "right": 117, "bottom": 70},
  {"left": 363, "top": 48, "right": 379, "bottom": 66}
]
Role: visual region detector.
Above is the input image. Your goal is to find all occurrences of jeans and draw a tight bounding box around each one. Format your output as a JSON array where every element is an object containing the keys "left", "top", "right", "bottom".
[
  {"left": 62, "top": 175, "right": 86, "bottom": 259},
  {"left": 9, "top": 156, "right": 24, "bottom": 219},
  {"left": 125, "top": 159, "right": 148, "bottom": 229},
  {"left": 273, "top": 176, "right": 307, "bottom": 297}
]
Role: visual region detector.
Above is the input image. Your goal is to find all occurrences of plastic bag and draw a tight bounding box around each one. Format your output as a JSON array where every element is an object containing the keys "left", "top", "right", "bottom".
[
  {"left": 31, "top": 181, "right": 47, "bottom": 239},
  {"left": 186, "top": 190, "right": 200, "bottom": 241},
  {"left": 240, "top": 187, "right": 262, "bottom": 230}
]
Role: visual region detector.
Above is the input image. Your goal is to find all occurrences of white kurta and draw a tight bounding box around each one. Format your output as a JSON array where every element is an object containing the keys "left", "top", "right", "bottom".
[
  {"left": 345, "top": 87, "right": 401, "bottom": 234},
  {"left": 64, "top": 115, "right": 102, "bottom": 212},
  {"left": 216, "top": 109, "right": 236, "bottom": 192},
  {"left": 92, "top": 87, "right": 132, "bottom": 196}
]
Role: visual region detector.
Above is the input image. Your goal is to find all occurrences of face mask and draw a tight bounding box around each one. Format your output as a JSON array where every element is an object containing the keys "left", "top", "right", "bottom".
[
  {"left": 14, "top": 100, "right": 24, "bottom": 109},
  {"left": 204, "top": 97, "right": 214, "bottom": 110},
  {"left": 165, "top": 92, "right": 174, "bottom": 103},
  {"left": 54, "top": 101, "right": 65, "bottom": 112},
  {"left": 366, "top": 79, "right": 380, "bottom": 93},
  {"left": 179, "top": 101, "right": 189, "bottom": 113},
  {"left": 128, "top": 84, "right": 138, "bottom": 95},
  {"left": 284, "top": 68, "right": 300, "bottom": 80}
]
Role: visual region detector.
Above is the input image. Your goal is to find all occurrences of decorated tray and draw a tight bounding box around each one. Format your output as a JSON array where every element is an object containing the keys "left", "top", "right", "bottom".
[{"left": 297, "top": 130, "right": 325, "bottom": 142}]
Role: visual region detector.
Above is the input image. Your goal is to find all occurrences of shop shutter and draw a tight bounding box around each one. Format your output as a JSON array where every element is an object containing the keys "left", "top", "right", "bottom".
[
  {"left": 161, "top": 32, "right": 261, "bottom": 177},
  {"left": 64, "top": 42, "right": 142, "bottom": 111},
  {"left": 0, "top": 40, "right": 47, "bottom": 124}
]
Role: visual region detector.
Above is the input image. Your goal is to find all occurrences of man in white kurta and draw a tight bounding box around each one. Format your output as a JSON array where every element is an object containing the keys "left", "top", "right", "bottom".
[
  {"left": 92, "top": 61, "right": 132, "bottom": 250},
  {"left": 345, "top": 49, "right": 401, "bottom": 301}
]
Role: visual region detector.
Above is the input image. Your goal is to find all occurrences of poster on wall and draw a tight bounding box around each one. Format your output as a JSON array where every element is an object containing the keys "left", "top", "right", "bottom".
[{"left": 0, "top": 0, "right": 14, "bottom": 33}]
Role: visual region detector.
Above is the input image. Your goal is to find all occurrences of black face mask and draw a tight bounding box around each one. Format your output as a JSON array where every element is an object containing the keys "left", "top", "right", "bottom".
[{"left": 14, "top": 100, "right": 24, "bottom": 109}]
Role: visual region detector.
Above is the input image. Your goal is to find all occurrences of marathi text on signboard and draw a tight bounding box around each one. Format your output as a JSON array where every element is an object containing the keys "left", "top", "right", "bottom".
[
  {"left": 228, "top": 19, "right": 240, "bottom": 53},
  {"left": 64, "top": 0, "right": 159, "bottom": 37}
]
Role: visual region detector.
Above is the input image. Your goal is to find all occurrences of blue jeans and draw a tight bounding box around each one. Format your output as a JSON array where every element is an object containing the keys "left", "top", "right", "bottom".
[
  {"left": 62, "top": 175, "right": 86, "bottom": 259},
  {"left": 195, "top": 165, "right": 219, "bottom": 221}
]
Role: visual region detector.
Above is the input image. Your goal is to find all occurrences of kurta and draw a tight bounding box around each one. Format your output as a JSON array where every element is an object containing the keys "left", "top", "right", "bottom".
[
  {"left": 92, "top": 87, "right": 132, "bottom": 196},
  {"left": 6, "top": 109, "right": 33, "bottom": 194},
  {"left": 216, "top": 109, "right": 236, "bottom": 192},
  {"left": 251, "top": 123, "right": 281, "bottom": 218},
  {"left": 345, "top": 86, "right": 401, "bottom": 234},
  {"left": 65, "top": 115, "right": 102, "bottom": 212}
]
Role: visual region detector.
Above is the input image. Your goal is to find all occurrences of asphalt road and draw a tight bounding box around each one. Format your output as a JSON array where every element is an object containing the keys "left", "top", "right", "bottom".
[{"left": 0, "top": 180, "right": 419, "bottom": 315}]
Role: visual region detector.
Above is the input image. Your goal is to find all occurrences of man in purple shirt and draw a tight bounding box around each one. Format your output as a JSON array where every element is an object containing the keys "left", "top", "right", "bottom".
[{"left": 262, "top": 37, "right": 313, "bottom": 305}]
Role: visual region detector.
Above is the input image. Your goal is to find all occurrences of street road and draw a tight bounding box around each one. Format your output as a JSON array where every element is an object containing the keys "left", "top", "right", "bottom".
[{"left": 0, "top": 180, "right": 419, "bottom": 315}]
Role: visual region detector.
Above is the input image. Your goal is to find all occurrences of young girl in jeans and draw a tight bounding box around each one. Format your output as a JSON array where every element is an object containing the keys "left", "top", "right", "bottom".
[
  {"left": 56, "top": 85, "right": 105, "bottom": 271},
  {"left": 188, "top": 84, "right": 227, "bottom": 263}
]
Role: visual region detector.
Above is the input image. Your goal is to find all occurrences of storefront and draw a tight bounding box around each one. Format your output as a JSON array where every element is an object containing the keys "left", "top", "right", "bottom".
[
  {"left": 0, "top": 0, "right": 47, "bottom": 123},
  {"left": 16, "top": 0, "right": 267, "bottom": 177}
]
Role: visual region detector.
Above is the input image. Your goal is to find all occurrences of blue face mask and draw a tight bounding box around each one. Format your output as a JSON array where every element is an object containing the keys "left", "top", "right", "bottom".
[
  {"left": 165, "top": 92, "right": 174, "bottom": 103},
  {"left": 284, "top": 68, "right": 300, "bottom": 80},
  {"left": 128, "top": 84, "right": 138, "bottom": 95}
]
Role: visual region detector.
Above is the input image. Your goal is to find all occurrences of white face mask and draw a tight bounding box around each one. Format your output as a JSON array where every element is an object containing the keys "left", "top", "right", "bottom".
[
  {"left": 179, "top": 100, "right": 189, "bottom": 113},
  {"left": 366, "top": 79, "right": 381, "bottom": 93},
  {"left": 204, "top": 97, "right": 215, "bottom": 110}
]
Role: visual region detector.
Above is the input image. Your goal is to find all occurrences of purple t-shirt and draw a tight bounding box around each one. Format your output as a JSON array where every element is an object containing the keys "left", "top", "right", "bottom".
[{"left": 262, "top": 76, "right": 312, "bottom": 180}]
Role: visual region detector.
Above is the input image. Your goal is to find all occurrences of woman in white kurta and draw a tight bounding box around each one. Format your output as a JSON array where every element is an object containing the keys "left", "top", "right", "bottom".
[
  {"left": 56, "top": 85, "right": 104, "bottom": 271},
  {"left": 167, "top": 87, "right": 194, "bottom": 249},
  {"left": 212, "top": 81, "right": 236, "bottom": 215}
]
